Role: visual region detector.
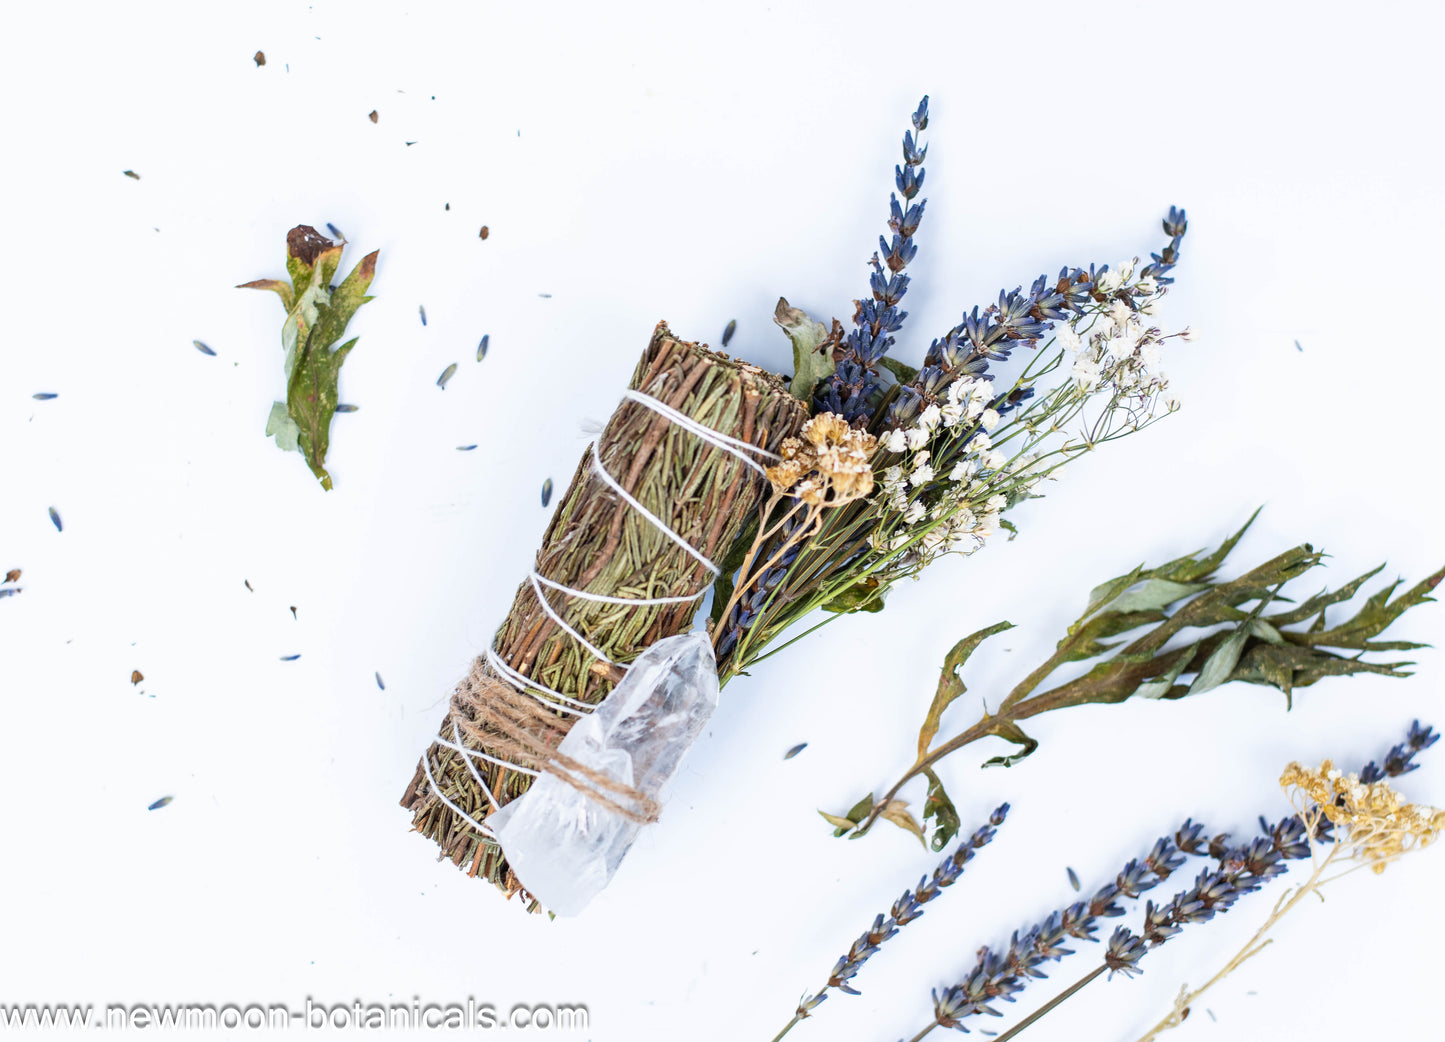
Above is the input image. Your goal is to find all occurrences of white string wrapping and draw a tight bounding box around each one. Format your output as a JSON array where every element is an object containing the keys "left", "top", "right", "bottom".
[{"left": 431, "top": 389, "right": 780, "bottom": 834}]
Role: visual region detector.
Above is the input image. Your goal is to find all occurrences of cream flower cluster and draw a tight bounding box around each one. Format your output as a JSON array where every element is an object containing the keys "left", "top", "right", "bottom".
[{"left": 765, "top": 413, "right": 878, "bottom": 506}]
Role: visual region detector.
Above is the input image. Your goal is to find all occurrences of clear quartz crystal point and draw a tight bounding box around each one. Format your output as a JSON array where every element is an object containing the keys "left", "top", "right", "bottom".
[{"left": 490, "top": 630, "right": 719, "bottom": 916}]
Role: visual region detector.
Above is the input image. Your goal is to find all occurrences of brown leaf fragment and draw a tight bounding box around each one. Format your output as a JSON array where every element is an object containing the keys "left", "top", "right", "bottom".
[
  {"left": 131, "top": 670, "right": 144, "bottom": 685},
  {"left": 368, "top": 109, "right": 378, "bottom": 123},
  {"left": 478, "top": 225, "right": 489, "bottom": 240},
  {"left": 123, "top": 170, "right": 140, "bottom": 180},
  {"left": 4, "top": 570, "right": 19, "bottom": 583},
  {"left": 254, "top": 50, "right": 266, "bottom": 66}
]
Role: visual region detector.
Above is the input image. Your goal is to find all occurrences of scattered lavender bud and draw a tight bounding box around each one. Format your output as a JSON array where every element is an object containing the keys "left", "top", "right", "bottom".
[
  {"left": 48, "top": 507, "right": 62, "bottom": 532},
  {"left": 326, "top": 222, "right": 345, "bottom": 241},
  {"left": 1294, "top": 339, "right": 1304, "bottom": 352},
  {"left": 784, "top": 743, "right": 807, "bottom": 760},
  {"left": 123, "top": 170, "right": 140, "bottom": 180},
  {"left": 419, "top": 305, "right": 427, "bottom": 326},
  {"left": 32, "top": 393, "right": 57, "bottom": 400},
  {"left": 477, "top": 335, "right": 489, "bottom": 362},
  {"left": 1068, "top": 866, "right": 1081, "bottom": 892},
  {"left": 280, "top": 654, "right": 301, "bottom": 662},
  {"left": 437, "top": 363, "right": 457, "bottom": 389},
  {"left": 541, "top": 478, "right": 554, "bottom": 507},
  {"left": 334, "top": 404, "right": 359, "bottom": 413},
  {"left": 375, "top": 672, "right": 385, "bottom": 690},
  {"left": 148, "top": 796, "right": 173, "bottom": 810},
  {"left": 722, "top": 319, "right": 737, "bottom": 347},
  {"left": 456, "top": 445, "right": 477, "bottom": 451},
  {"left": 193, "top": 340, "right": 216, "bottom": 356}
]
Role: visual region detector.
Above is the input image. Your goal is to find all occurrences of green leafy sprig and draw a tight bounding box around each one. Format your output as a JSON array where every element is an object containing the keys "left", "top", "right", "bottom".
[
  {"left": 239, "top": 225, "right": 378, "bottom": 490},
  {"left": 829, "top": 510, "right": 1443, "bottom": 847}
]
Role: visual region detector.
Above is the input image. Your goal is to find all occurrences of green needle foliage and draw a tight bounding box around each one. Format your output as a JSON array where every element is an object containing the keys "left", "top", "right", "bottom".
[
  {"left": 239, "top": 225, "right": 378, "bottom": 490},
  {"left": 828, "top": 510, "right": 1443, "bottom": 848}
]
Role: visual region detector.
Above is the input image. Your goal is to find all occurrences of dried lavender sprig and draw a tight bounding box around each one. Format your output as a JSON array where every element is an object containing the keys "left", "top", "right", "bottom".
[
  {"left": 1359, "top": 719, "right": 1437, "bottom": 783},
  {"left": 816, "top": 96, "right": 930, "bottom": 424},
  {"left": 976, "top": 723, "right": 1426, "bottom": 1042},
  {"left": 771, "top": 803, "right": 1007, "bottom": 1042},
  {"left": 890, "top": 208, "right": 1187, "bottom": 429},
  {"left": 922, "top": 833, "right": 1185, "bottom": 1031}
]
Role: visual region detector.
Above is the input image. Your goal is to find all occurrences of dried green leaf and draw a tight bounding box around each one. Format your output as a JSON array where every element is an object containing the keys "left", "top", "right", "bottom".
[
  {"left": 878, "top": 356, "right": 919, "bottom": 385},
  {"left": 819, "top": 810, "right": 856, "bottom": 831},
  {"left": 1099, "top": 578, "right": 1210, "bottom": 615},
  {"left": 918, "top": 621, "right": 1013, "bottom": 756},
  {"left": 922, "top": 768, "right": 961, "bottom": 852},
  {"left": 236, "top": 278, "right": 295, "bottom": 312},
  {"left": 265, "top": 400, "right": 299, "bottom": 452},
  {"left": 982, "top": 721, "right": 1038, "bottom": 769},
  {"left": 774, "top": 297, "right": 834, "bottom": 404},
  {"left": 1188, "top": 626, "right": 1250, "bottom": 696},
  {"left": 822, "top": 576, "right": 888, "bottom": 615},
  {"left": 879, "top": 799, "right": 927, "bottom": 847}
]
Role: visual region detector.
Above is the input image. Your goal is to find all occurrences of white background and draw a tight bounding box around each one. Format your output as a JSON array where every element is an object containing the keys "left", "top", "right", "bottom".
[{"left": 2, "top": 2, "right": 1442, "bottom": 1040}]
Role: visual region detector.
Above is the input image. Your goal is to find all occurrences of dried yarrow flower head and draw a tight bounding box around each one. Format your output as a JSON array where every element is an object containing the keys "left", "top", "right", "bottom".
[
  {"left": 1281, "top": 758, "right": 1443, "bottom": 872},
  {"left": 765, "top": 413, "right": 877, "bottom": 506}
]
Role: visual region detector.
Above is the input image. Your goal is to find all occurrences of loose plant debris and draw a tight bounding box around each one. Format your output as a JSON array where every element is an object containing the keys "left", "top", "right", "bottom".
[
  {"left": 48, "top": 507, "right": 62, "bottom": 532},
  {"left": 368, "top": 110, "right": 378, "bottom": 123},
  {"left": 289, "top": 606, "right": 297, "bottom": 619},
  {"left": 244, "top": 579, "right": 253, "bottom": 592},
  {"left": 540, "top": 477, "right": 553, "bottom": 507},
  {"left": 828, "top": 510, "right": 1442, "bottom": 848},
  {"left": 253, "top": 50, "right": 265, "bottom": 66},
  {"left": 1067, "top": 866, "right": 1081, "bottom": 892},
  {"left": 326, "top": 222, "right": 345, "bottom": 241},
  {"left": 419, "top": 305, "right": 427, "bottom": 326},
  {"left": 334, "top": 403, "right": 358, "bottom": 413},
  {"left": 375, "top": 672, "right": 385, "bottom": 691},
  {"left": 784, "top": 743, "right": 808, "bottom": 760},
  {"left": 457, "top": 445, "right": 477, "bottom": 452},
  {"left": 479, "top": 225, "right": 489, "bottom": 240},
  {"left": 722, "top": 318, "right": 737, "bottom": 347},
  {"left": 436, "top": 363, "right": 457, "bottom": 389},
  {"left": 193, "top": 340, "right": 216, "bottom": 356},
  {"left": 239, "top": 225, "right": 379, "bottom": 490},
  {"left": 147, "top": 796, "right": 173, "bottom": 810},
  {"left": 32, "top": 393, "right": 57, "bottom": 400},
  {"left": 280, "top": 654, "right": 301, "bottom": 662},
  {"left": 131, "top": 670, "right": 144, "bottom": 685},
  {"left": 476, "top": 335, "right": 489, "bottom": 362},
  {"left": 123, "top": 170, "right": 140, "bottom": 180}
]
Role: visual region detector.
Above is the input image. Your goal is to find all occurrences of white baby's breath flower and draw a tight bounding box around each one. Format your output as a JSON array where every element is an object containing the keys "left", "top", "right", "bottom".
[
  {"left": 981, "top": 449, "right": 1008, "bottom": 471},
  {"left": 1135, "top": 275, "right": 1157, "bottom": 297},
  {"left": 909, "top": 463, "right": 935, "bottom": 487},
  {"left": 1056, "top": 325, "right": 1082, "bottom": 353},
  {"left": 949, "top": 459, "right": 977, "bottom": 483},
  {"left": 976, "top": 512, "right": 1001, "bottom": 537},
  {"left": 986, "top": 493, "right": 1007, "bottom": 513},
  {"left": 1139, "top": 344, "right": 1162, "bottom": 373},
  {"left": 883, "top": 428, "right": 908, "bottom": 453},
  {"left": 969, "top": 432, "right": 992, "bottom": 452},
  {"left": 919, "top": 403, "right": 943, "bottom": 430},
  {"left": 1096, "top": 269, "right": 1124, "bottom": 294},
  {"left": 940, "top": 402, "right": 964, "bottom": 427},
  {"left": 1072, "top": 356, "right": 1101, "bottom": 391},
  {"left": 980, "top": 408, "right": 1002, "bottom": 431},
  {"left": 905, "top": 427, "right": 930, "bottom": 451},
  {"left": 882, "top": 464, "right": 905, "bottom": 489},
  {"left": 904, "top": 500, "right": 927, "bottom": 525},
  {"left": 1109, "top": 299, "right": 1132, "bottom": 329},
  {"left": 1106, "top": 332, "right": 1138, "bottom": 361}
]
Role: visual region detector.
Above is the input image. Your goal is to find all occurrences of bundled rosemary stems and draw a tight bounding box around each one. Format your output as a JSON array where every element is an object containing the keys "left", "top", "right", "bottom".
[{"left": 399, "top": 323, "right": 806, "bottom": 903}]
